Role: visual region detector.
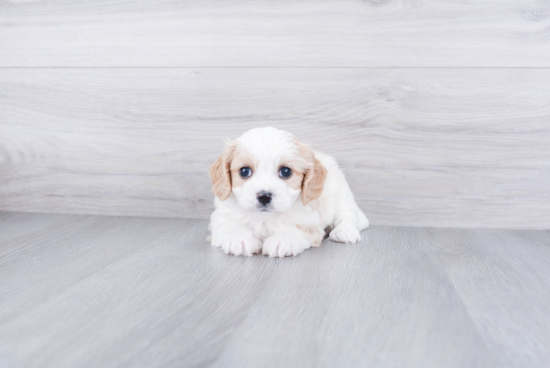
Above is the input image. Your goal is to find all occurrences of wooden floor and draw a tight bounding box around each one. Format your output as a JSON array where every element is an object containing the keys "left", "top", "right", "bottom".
[{"left": 1, "top": 212, "right": 549, "bottom": 367}]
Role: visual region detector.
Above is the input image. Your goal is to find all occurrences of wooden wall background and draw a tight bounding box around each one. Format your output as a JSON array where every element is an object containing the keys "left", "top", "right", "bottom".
[{"left": 1, "top": 0, "right": 549, "bottom": 228}]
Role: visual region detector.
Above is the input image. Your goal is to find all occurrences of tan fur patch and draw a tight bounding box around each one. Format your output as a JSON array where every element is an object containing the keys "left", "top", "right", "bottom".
[
  {"left": 295, "top": 140, "right": 327, "bottom": 204},
  {"left": 279, "top": 159, "right": 305, "bottom": 190},
  {"left": 230, "top": 150, "right": 256, "bottom": 188},
  {"left": 209, "top": 141, "right": 237, "bottom": 200},
  {"left": 297, "top": 224, "right": 324, "bottom": 246}
]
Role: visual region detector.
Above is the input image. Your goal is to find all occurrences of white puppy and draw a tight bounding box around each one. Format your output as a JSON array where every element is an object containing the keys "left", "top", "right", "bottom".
[{"left": 208, "top": 127, "right": 369, "bottom": 257}]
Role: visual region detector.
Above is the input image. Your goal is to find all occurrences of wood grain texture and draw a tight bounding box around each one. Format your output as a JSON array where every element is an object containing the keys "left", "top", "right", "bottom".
[
  {"left": 1, "top": 0, "right": 550, "bottom": 67},
  {"left": 0, "top": 212, "right": 549, "bottom": 367},
  {"left": 1, "top": 68, "right": 549, "bottom": 228}
]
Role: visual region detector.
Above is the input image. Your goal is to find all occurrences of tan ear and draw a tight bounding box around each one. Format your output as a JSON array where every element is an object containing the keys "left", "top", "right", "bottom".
[
  {"left": 299, "top": 143, "right": 327, "bottom": 205},
  {"left": 209, "top": 142, "right": 236, "bottom": 200}
]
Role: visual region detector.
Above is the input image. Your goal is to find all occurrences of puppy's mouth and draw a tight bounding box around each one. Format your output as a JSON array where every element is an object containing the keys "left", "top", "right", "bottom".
[{"left": 256, "top": 204, "right": 273, "bottom": 212}]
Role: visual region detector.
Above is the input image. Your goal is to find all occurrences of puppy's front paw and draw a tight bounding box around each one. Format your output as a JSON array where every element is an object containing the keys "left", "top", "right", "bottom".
[
  {"left": 212, "top": 234, "right": 262, "bottom": 256},
  {"left": 329, "top": 223, "right": 362, "bottom": 244},
  {"left": 262, "top": 236, "right": 311, "bottom": 258}
]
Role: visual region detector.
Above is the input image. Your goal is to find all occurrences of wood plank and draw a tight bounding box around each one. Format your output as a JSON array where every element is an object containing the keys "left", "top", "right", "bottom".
[
  {"left": 1, "top": 68, "right": 549, "bottom": 228},
  {"left": 0, "top": 212, "right": 78, "bottom": 244},
  {"left": 1, "top": 213, "right": 549, "bottom": 366},
  {"left": 1, "top": 0, "right": 550, "bottom": 67},
  {"left": 211, "top": 226, "right": 550, "bottom": 368},
  {"left": 421, "top": 227, "right": 550, "bottom": 367},
  {"left": 0, "top": 213, "right": 277, "bottom": 367},
  {"left": 0, "top": 215, "right": 182, "bottom": 324}
]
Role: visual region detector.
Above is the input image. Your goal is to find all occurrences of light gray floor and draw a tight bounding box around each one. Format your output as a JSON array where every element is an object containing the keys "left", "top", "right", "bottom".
[{"left": 0, "top": 212, "right": 549, "bottom": 368}]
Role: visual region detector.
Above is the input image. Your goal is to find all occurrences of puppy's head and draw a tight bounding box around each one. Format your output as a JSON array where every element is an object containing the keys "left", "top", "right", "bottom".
[{"left": 210, "top": 127, "right": 327, "bottom": 213}]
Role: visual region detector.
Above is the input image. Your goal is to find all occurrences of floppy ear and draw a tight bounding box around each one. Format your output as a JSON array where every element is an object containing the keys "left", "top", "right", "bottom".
[
  {"left": 299, "top": 143, "right": 327, "bottom": 205},
  {"left": 209, "top": 142, "right": 236, "bottom": 201}
]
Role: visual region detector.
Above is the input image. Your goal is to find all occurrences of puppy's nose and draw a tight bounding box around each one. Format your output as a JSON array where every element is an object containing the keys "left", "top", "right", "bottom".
[{"left": 257, "top": 191, "right": 272, "bottom": 205}]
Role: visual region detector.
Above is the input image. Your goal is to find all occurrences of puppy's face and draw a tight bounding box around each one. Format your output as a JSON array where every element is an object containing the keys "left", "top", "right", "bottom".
[{"left": 210, "top": 127, "right": 327, "bottom": 213}]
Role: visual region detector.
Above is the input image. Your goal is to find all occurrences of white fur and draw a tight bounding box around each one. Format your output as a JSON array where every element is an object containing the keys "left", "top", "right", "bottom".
[{"left": 209, "top": 127, "right": 369, "bottom": 257}]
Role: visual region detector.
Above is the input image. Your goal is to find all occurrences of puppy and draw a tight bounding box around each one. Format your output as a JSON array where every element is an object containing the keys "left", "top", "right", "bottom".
[{"left": 208, "top": 127, "right": 369, "bottom": 257}]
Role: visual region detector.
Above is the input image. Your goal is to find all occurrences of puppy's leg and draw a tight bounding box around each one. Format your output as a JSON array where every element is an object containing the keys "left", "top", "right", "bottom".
[
  {"left": 263, "top": 224, "right": 323, "bottom": 258},
  {"left": 329, "top": 181, "right": 369, "bottom": 244},
  {"left": 209, "top": 212, "right": 261, "bottom": 256}
]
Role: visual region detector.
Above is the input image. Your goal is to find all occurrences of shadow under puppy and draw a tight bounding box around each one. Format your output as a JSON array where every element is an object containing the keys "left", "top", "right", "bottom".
[{"left": 209, "top": 127, "right": 369, "bottom": 257}]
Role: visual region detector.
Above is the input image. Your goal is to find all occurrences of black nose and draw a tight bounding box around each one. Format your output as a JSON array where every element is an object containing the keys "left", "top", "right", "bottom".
[{"left": 257, "top": 191, "right": 272, "bottom": 205}]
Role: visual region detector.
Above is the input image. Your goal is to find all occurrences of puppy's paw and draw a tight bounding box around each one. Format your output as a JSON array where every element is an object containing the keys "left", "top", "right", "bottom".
[
  {"left": 329, "top": 222, "right": 362, "bottom": 244},
  {"left": 359, "top": 214, "right": 370, "bottom": 230},
  {"left": 262, "top": 236, "right": 310, "bottom": 258},
  {"left": 212, "top": 234, "right": 262, "bottom": 256}
]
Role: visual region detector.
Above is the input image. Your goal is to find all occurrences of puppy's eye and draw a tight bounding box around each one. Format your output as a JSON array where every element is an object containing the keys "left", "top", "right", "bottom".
[
  {"left": 279, "top": 166, "right": 292, "bottom": 178},
  {"left": 239, "top": 167, "right": 252, "bottom": 178}
]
